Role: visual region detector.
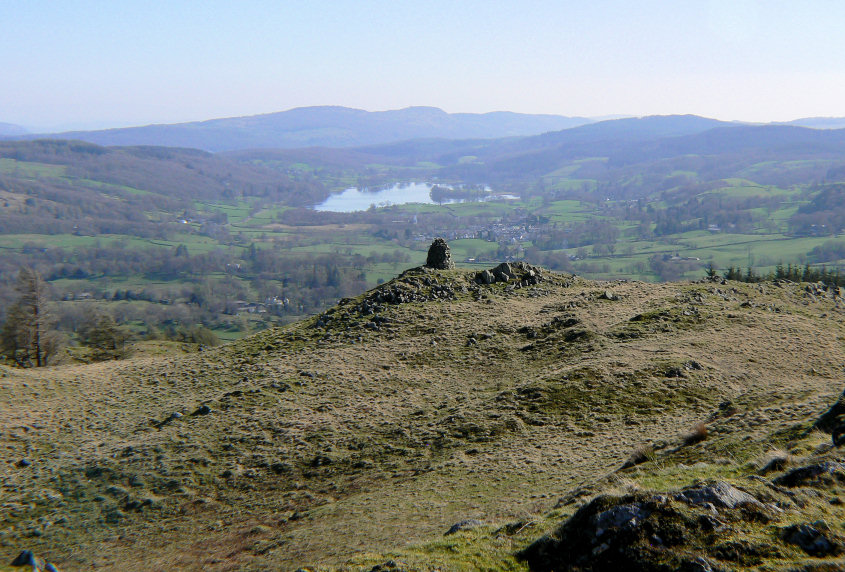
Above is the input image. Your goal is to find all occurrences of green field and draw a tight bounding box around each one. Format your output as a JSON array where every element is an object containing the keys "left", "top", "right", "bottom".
[{"left": 0, "top": 158, "right": 67, "bottom": 177}]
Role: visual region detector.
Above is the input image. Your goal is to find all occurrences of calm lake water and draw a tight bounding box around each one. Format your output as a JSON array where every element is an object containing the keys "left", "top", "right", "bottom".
[{"left": 313, "top": 183, "right": 517, "bottom": 212}]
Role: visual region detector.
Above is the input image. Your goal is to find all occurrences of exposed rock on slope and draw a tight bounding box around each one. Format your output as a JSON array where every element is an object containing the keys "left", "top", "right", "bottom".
[
  {"left": 475, "top": 262, "right": 544, "bottom": 286},
  {"left": 815, "top": 387, "right": 845, "bottom": 434},
  {"left": 519, "top": 484, "right": 772, "bottom": 572},
  {"left": 518, "top": 385, "right": 845, "bottom": 572},
  {"left": 519, "top": 478, "right": 813, "bottom": 571}
]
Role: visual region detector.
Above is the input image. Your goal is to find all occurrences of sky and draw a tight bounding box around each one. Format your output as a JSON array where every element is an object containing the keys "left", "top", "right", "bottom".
[{"left": 2, "top": 0, "right": 845, "bottom": 131}]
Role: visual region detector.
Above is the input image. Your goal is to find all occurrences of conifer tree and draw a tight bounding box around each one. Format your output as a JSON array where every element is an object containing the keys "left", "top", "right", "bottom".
[{"left": 0, "top": 267, "right": 61, "bottom": 367}]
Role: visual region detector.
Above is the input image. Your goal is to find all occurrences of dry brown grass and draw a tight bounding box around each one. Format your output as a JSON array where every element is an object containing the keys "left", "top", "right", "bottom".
[
  {"left": 621, "top": 444, "right": 656, "bottom": 468},
  {"left": 682, "top": 422, "right": 709, "bottom": 445},
  {"left": 754, "top": 447, "right": 795, "bottom": 474}
]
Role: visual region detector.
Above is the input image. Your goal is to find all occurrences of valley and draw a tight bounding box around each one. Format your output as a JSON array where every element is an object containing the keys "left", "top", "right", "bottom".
[{"left": 3, "top": 116, "right": 845, "bottom": 351}]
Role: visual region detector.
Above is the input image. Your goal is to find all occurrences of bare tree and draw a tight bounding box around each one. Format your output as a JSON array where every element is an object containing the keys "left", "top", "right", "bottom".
[{"left": 0, "top": 267, "right": 61, "bottom": 367}]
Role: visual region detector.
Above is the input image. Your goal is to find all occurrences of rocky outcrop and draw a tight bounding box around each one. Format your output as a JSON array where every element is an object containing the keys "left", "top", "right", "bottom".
[
  {"left": 425, "top": 238, "right": 454, "bottom": 270},
  {"left": 310, "top": 269, "right": 460, "bottom": 337},
  {"left": 519, "top": 492, "right": 725, "bottom": 572},
  {"left": 804, "top": 281, "right": 842, "bottom": 301},
  {"left": 781, "top": 522, "right": 843, "bottom": 556},
  {"left": 518, "top": 482, "right": 777, "bottom": 572},
  {"left": 475, "top": 262, "right": 543, "bottom": 286}
]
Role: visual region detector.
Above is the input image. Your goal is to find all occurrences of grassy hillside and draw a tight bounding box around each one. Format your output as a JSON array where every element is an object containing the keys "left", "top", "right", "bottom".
[{"left": 2, "top": 265, "right": 844, "bottom": 570}]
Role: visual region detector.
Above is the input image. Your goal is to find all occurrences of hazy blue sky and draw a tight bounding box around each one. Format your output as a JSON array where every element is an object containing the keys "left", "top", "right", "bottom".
[{"left": 3, "top": 0, "right": 844, "bottom": 130}]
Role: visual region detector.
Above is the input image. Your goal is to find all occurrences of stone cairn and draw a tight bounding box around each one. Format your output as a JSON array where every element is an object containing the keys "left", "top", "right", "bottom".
[{"left": 425, "top": 238, "right": 455, "bottom": 270}]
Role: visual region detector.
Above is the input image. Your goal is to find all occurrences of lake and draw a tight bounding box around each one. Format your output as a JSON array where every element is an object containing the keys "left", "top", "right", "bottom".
[{"left": 313, "top": 182, "right": 517, "bottom": 212}]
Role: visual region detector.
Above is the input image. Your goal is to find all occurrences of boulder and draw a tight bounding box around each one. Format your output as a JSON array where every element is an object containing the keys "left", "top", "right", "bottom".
[
  {"left": 191, "top": 404, "right": 212, "bottom": 416},
  {"left": 476, "top": 269, "right": 495, "bottom": 285},
  {"left": 773, "top": 461, "right": 845, "bottom": 487},
  {"left": 369, "top": 560, "right": 406, "bottom": 572},
  {"left": 493, "top": 262, "right": 514, "bottom": 281},
  {"left": 425, "top": 238, "right": 454, "bottom": 270},
  {"left": 10, "top": 550, "right": 37, "bottom": 567},
  {"left": 475, "top": 261, "right": 544, "bottom": 286},
  {"left": 674, "top": 481, "right": 761, "bottom": 509},
  {"left": 816, "top": 389, "right": 845, "bottom": 431},
  {"left": 780, "top": 523, "right": 842, "bottom": 556},
  {"left": 10, "top": 549, "right": 60, "bottom": 571},
  {"left": 155, "top": 411, "right": 183, "bottom": 429},
  {"left": 517, "top": 492, "right": 731, "bottom": 572},
  {"left": 445, "top": 519, "right": 484, "bottom": 535}
]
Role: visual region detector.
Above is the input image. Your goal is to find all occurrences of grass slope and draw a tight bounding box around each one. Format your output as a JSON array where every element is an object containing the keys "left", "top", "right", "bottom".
[{"left": 1, "top": 267, "right": 844, "bottom": 570}]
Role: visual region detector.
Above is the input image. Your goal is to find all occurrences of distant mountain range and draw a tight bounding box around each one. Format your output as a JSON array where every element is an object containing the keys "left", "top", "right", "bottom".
[
  {"left": 4, "top": 108, "right": 845, "bottom": 165},
  {"left": 780, "top": 117, "right": 845, "bottom": 130},
  {"left": 12, "top": 106, "right": 594, "bottom": 152},
  {"left": 0, "top": 122, "right": 28, "bottom": 136}
]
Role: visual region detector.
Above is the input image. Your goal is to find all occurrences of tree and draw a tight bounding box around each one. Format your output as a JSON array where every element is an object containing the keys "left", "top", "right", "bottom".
[
  {"left": 78, "top": 311, "right": 130, "bottom": 361},
  {"left": 0, "top": 267, "right": 61, "bottom": 367}
]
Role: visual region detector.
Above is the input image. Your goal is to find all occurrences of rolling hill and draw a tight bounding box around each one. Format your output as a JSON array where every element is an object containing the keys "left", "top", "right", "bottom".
[
  {"left": 2, "top": 260, "right": 845, "bottom": 570},
  {"left": 0, "top": 139, "right": 326, "bottom": 234}
]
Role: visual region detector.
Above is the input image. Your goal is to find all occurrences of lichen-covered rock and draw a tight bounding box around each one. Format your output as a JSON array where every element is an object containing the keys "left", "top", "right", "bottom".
[
  {"left": 425, "top": 238, "right": 454, "bottom": 270},
  {"left": 518, "top": 482, "right": 783, "bottom": 572},
  {"left": 594, "top": 503, "right": 652, "bottom": 533},
  {"left": 517, "top": 492, "right": 725, "bottom": 572},
  {"left": 600, "top": 289, "right": 618, "bottom": 301},
  {"left": 673, "top": 481, "right": 762, "bottom": 509}
]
